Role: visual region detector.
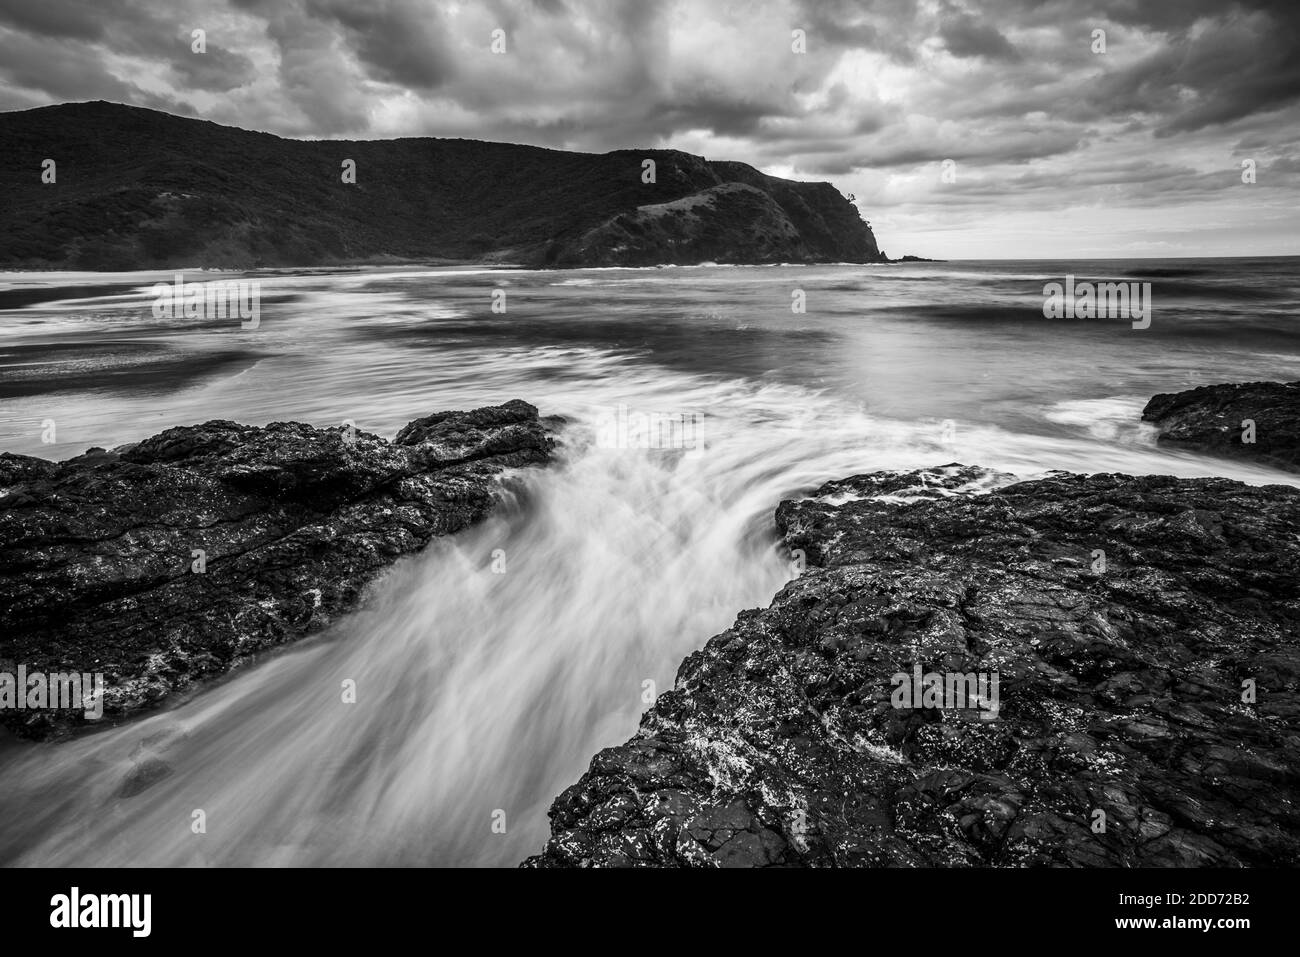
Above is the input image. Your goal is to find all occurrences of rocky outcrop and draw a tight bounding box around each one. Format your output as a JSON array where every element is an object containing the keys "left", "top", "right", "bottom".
[
  {"left": 0, "top": 400, "right": 554, "bottom": 739},
  {"left": 708, "top": 160, "right": 880, "bottom": 263},
  {"left": 557, "top": 169, "right": 881, "bottom": 267},
  {"left": 525, "top": 465, "right": 1300, "bottom": 867},
  {"left": 1142, "top": 380, "right": 1300, "bottom": 472}
]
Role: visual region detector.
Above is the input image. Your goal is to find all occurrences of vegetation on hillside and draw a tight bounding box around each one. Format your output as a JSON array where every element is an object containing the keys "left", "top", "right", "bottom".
[{"left": 0, "top": 102, "right": 882, "bottom": 269}]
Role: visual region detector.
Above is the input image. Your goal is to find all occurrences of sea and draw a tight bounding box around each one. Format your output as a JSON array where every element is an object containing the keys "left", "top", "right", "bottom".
[{"left": 1, "top": 256, "right": 1297, "bottom": 865}]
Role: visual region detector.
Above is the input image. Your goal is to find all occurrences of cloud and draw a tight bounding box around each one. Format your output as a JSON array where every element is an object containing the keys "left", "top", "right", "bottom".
[
  {"left": 937, "top": 9, "right": 1021, "bottom": 61},
  {"left": 0, "top": 28, "right": 159, "bottom": 106},
  {"left": 308, "top": 0, "right": 457, "bottom": 91},
  {"left": 0, "top": 0, "right": 1296, "bottom": 256},
  {"left": 1087, "top": 6, "right": 1300, "bottom": 136},
  {"left": 0, "top": 0, "right": 112, "bottom": 41}
]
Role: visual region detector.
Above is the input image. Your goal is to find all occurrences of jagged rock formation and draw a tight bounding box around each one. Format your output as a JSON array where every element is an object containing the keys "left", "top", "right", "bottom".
[
  {"left": 0, "top": 102, "right": 881, "bottom": 269},
  {"left": 1143, "top": 380, "right": 1300, "bottom": 473},
  {"left": 525, "top": 465, "right": 1300, "bottom": 867},
  {"left": 0, "top": 400, "right": 553, "bottom": 739}
]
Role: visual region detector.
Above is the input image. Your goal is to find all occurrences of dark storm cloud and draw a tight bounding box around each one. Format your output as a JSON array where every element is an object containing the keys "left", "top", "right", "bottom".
[
  {"left": 1097, "top": 0, "right": 1288, "bottom": 32},
  {"left": 4, "top": 0, "right": 1296, "bottom": 147},
  {"left": 937, "top": 9, "right": 1021, "bottom": 61},
  {"left": 790, "top": 0, "right": 916, "bottom": 62},
  {"left": 169, "top": 43, "right": 256, "bottom": 93},
  {"left": 649, "top": 88, "right": 799, "bottom": 138},
  {"left": 0, "top": 0, "right": 1297, "bottom": 254},
  {"left": 0, "top": 28, "right": 147, "bottom": 104},
  {"left": 1266, "top": 154, "right": 1300, "bottom": 174},
  {"left": 1086, "top": 2, "right": 1300, "bottom": 136},
  {"left": 839, "top": 128, "right": 1085, "bottom": 170},
  {"left": 0, "top": 0, "right": 109, "bottom": 40},
  {"left": 307, "top": 0, "right": 457, "bottom": 90},
  {"left": 0, "top": 0, "right": 251, "bottom": 103}
]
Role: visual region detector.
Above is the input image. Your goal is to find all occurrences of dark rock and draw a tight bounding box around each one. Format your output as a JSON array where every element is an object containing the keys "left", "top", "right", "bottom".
[
  {"left": 524, "top": 465, "right": 1300, "bottom": 867},
  {"left": 0, "top": 399, "right": 553, "bottom": 740},
  {"left": 1142, "top": 380, "right": 1300, "bottom": 472}
]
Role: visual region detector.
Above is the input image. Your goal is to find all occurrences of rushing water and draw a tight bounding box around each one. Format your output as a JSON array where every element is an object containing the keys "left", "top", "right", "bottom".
[{"left": 1, "top": 258, "right": 1298, "bottom": 866}]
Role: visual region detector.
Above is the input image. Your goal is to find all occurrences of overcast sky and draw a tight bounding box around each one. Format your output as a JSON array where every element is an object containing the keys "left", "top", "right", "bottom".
[{"left": 2, "top": 0, "right": 1297, "bottom": 259}]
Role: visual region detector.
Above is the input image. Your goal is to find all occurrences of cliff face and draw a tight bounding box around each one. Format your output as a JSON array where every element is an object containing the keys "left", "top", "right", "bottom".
[
  {"left": 0, "top": 102, "right": 882, "bottom": 269},
  {"left": 709, "top": 160, "right": 880, "bottom": 262},
  {"left": 525, "top": 464, "right": 1300, "bottom": 868}
]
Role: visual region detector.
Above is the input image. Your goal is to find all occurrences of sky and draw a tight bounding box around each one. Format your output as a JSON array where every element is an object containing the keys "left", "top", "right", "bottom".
[{"left": 1, "top": 0, "right": 1297, "bottom": 259}]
